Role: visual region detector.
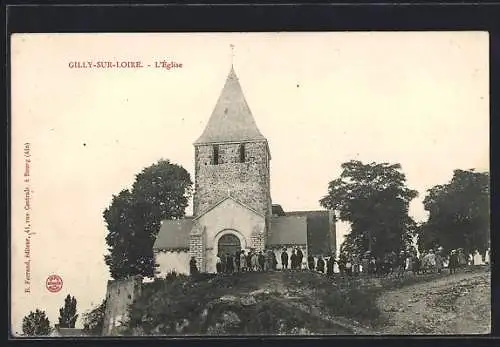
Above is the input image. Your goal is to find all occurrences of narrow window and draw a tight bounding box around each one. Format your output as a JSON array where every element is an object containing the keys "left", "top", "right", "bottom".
[
  {"left": 239, "top": 143, "right": 246, "bottom": 163},
  {"left": 213, "top": 145, "right": 219, "bottom": 165}
]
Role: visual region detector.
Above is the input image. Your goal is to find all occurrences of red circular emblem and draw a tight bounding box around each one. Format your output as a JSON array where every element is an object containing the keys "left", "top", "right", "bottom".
[{"left": 46, "top": 274, "right": 63, "bottom": 293}]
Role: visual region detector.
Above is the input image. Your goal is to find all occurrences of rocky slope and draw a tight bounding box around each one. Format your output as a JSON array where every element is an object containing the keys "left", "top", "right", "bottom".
[
  {"left": 374, "top": 268, "right": 491, "bottom": 335},
  {"left": 124, "top": 267, "right": 490, "bottom": 336}
]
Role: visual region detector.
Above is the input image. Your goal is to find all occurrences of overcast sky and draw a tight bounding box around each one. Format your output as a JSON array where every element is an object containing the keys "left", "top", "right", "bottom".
[{"left": 11, "top": 32, "right": 488, "bottom": 333}]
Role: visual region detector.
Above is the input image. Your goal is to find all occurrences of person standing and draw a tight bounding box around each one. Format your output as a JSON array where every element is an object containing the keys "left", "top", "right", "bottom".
[
  {"left": 216, "top": 254, "right": 222, "bottom": 274},
  {"left": 257, "top": 251, "right": 264, "bottom": 271},
  {"left": 281, "top": 249, "right": 289, "bottom": 270},
  {"left": 264, "top": 251, "right": 271, "bottom": 271},
  {"left": 396, "top": 251, "right": 406, "bottom": 278},
  {"left": 352, "top": 255, "right": 360, "bottom": 276},
  {"left": 230, "top": 253, "right": 236, "bottom": 273},
  {"left": 246, "top": 251, "right": 253, "bottom": 272},
  {"left": 296, "top": 247, "right": 304, "bottom": 270},
  {"left": 345, "top": 257, "right": 352, "bottom": 277},
  {"left": 457, "top": 249, "right": 467, "bottom": 269},
  {"left": 308, "top": 254, "right": 315, "bottom": 271},
  {"left": 272, "top": 251, "right": 278, "bottom": 271},
  {"left": 428, "top": 249, "right": 436, "bottom": 274},
  {"left": 368, "top": 255, "right": 376, "bottom": 276},
  {"left": 317, "top": 256, "right": 325, "bottom": 273},
  {"left": 189, "top": 256, "right": 198, "bottom": 276},
  {"left": 240, "top": 250, "right": 247, "bottom": 272},
  {"left": 326, "top": 256, "right": 335, "bottom": 276},
  {"left": 435, "top": 248, "right": 444, "bottom": 274},
  {"left": 234, "top": 251, "right": 241, "bottom": 272},
  {"left": 290, "top": 249, "right": 297, "bottom": 270},
  {"left": 449, "top": 250, "right": 459, "bottom": 274},
  {"left": 224, "top": 253, "right": 231, "bottom": 273},
  {"left": 361, "top": 252, "right": 370, "bottom": 276}
]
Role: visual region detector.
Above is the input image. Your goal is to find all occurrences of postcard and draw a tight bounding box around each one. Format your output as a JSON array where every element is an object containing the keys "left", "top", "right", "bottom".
[{"left": 10, "top": 32, "right": 490, "bottom": 337}]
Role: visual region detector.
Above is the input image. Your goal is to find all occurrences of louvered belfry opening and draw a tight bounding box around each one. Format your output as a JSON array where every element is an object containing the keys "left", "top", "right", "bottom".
[
  {"left": 212, "top": 144, "right": 219, "bottom": 165},
  {"left": 239, "top": 143, "right": 246, "bottom": 163}
]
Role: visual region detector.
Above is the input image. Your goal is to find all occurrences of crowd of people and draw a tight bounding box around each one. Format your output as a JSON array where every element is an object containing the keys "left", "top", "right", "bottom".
[
  {"left": 213, "top": 247, "right": 308, "bottom": 274},
  {"left": 333, "top": 247, "right": 472, "bottom": 278},
  {"left": 188, "top": 246, "right": 475, "bottom": 277}
]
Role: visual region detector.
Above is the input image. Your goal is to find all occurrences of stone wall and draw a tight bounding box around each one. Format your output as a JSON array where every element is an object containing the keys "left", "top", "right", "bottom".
[
  {"left": 189, "top": 224, "right": 207, "bottom": 273},
  {"left": 193, "top": 141, "right": 271, "bottom": 221},
  {"left": 195, "top": 198, "right": 265, "bottom": 272},
  {"left": 154, "top": 250, "right": 190, "bottom": 276},
  {"left": 102, "top": 276, "right": 143, "bottom": 336}
]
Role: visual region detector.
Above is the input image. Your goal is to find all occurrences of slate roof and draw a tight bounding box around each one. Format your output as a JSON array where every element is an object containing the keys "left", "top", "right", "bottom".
[
  {"left": 268, "top": 215, "right": 308, "bottom": 246},
  {"left": 194, "top": 66, "right": 266, "bottom": 144},
  {"left": 153, "top": 218, "right": 193, "bottom": 250}
]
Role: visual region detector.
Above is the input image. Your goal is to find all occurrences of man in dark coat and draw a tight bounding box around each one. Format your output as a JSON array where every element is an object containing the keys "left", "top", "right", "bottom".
[
  {"left": 296, "top": 248, "right": 304, "bottom": 269},
  {"left": 189, "top": 256, "right": 198, "bottom": 276},
  {"left": 246, "top": 251, "right": 253, "bottom": 271},
  {"left": 290, "top": 250, "right": 297, "bottom": 270},
  {"left": 307, "top": 254, "right": 315, "bottom": 271},
  {"left": 449, "top": 250, "right": 459, "bottom": 274},
  {"left": 258, "top": 251, "right": 265, "bottom": 271},
  {"left": 216, "top": 254, "right": 223, "bottom": 274},
  {"left": 226, "top": 253, "right": 234, "bottom": 273},
  {"left": 272, "top": 251, "right": 278, "bottom": 270},
  {"left": 326, "top": 256, "right": 335, "bottom": 276},
  {"left": 234, "top": 251, "right": 241, "bottom": 272},
  {"left": 317, "top": 256, "right": 325, "bottom": 273},
  {"left": 281, "top": 249, "right": 289, "bottom": 270}
]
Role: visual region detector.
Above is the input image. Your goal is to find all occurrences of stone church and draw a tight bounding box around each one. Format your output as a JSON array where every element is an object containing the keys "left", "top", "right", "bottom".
[{"left": 153, "top": 66, "right": 336, "bottom": 275}]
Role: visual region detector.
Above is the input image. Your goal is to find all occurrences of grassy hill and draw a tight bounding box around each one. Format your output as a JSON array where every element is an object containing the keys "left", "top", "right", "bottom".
[{"left": 124, "top": 266, "right": 490, "bottom": 336}]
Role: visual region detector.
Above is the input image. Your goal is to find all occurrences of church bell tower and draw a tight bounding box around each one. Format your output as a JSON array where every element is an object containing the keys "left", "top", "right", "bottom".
[{"left": 193, "top": 66, "right": 272, "bottom": 234}]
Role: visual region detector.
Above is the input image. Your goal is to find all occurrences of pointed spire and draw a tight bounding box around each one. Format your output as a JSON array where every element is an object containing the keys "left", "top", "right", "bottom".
[{"left": 194, "top": 65, "right": 266, "bottom": 145}]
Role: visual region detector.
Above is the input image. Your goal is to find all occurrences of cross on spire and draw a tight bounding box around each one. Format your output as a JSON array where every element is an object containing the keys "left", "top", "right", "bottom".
[{"left": 230, "top": 44, "right": 235, "bottom": 66}]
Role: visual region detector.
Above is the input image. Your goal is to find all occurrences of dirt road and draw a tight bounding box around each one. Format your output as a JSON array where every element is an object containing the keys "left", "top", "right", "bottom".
[{"left": 375, "top": 269, "right": 491, "bottom": 335}]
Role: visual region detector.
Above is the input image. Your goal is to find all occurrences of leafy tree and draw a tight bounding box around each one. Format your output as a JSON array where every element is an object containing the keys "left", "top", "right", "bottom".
[
  {"left": 58, "top": 294, "right": 78, "bottom": 328},
  {"left": 418, "top": 169, "right": 489, "bottom": 258},
  {"left": 22, "top": 309, "right": 51, "bottom": 336},
  {"left": 104, "top": 159, "right": 193, "bottom": 279},
  {"left": 320, "top": 160, "right": 418, "bottom": 258},
  {"left": 82, "top": 299, "right": 107, "bottom": 335}
]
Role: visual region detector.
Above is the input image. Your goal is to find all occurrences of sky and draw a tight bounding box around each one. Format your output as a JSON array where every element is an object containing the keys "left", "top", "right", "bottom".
[{"left": 10, "top": 32, "right": 489, "bottom": 333}]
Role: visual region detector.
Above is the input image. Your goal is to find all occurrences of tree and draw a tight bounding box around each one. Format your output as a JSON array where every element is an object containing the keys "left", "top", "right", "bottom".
[
  {"left": 418, "top": 169, "right": 489, "bottom": 258},
  {"left": 320, "top": 160, "right": 418, "bottom": 258},
  {"left": 82, "top": 299, "right": 107, "bottom": 335},
  {"left": 104, "top": 159, "right": 193, "bottom": 279},
  {"left": 58, "top": 294, "right": 78, "bottom": 328},
  {"left": 22, "top": 309, "right": 51, "bottom": 336}
]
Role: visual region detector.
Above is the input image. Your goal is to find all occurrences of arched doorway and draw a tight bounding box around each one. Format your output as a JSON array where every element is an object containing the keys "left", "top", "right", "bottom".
[{"left": 218, "top": 233, "right": 241, "bottom": 256}]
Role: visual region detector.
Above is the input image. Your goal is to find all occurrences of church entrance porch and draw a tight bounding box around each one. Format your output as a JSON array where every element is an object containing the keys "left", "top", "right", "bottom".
[{"left": 217, "top": 233, "right": 241, "bottom": 256}]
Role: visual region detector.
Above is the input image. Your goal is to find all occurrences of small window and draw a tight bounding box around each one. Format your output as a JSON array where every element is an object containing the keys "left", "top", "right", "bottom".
[
  {"left": 239, "top": 143, "right": 245, "bottom": 163},
  {"left": 212, "top": 145, "right": 219, "bottom": 165},
  {"left": 127, "top": 294, "right": 132, "bottom": 299}
]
